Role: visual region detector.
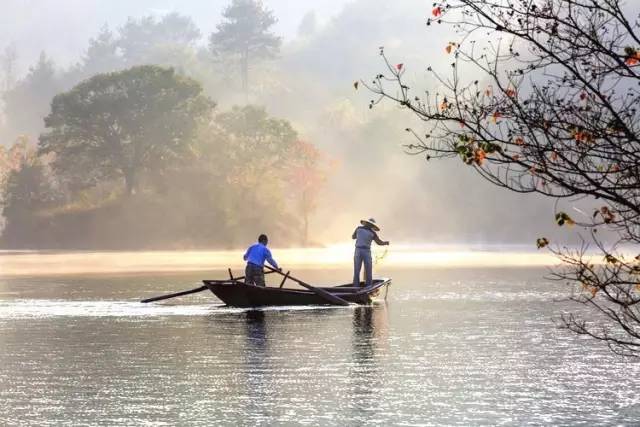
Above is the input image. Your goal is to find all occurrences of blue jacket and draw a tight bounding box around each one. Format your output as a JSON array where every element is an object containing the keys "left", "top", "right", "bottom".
[{"left": 243, "top": 243, "right": 278, "bottom": 268}]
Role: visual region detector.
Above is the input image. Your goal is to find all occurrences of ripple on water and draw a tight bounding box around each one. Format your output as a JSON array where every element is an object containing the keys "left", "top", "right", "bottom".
[{"left": 0, "top": 299, "right": 355, "bottom": 319}]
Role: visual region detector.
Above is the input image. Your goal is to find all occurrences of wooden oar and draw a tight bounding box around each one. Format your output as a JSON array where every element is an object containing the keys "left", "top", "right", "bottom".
[
  {"left": 141, "top": 285, "right": 208, "bottom": 303},
  {"left": 264, "top": 265, "right": 350, "bottom": 306},
  {"left": 141, "top": 269, "right": 278, "bottom": 303}
]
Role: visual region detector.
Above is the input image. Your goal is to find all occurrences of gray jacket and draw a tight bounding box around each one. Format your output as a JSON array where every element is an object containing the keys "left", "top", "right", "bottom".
[{"left": 352, "top": 226, "right": 385, "bottom": 249}]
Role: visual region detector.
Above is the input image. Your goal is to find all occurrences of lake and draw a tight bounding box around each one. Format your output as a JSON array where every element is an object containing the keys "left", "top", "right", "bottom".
[{"left": 1, "top": 257, "right": 639, "bottom": 426}]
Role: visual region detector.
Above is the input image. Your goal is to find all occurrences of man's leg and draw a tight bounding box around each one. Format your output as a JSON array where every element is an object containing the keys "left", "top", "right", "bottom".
[
  {"left": 254, "top": 267, "right": 266, "bottom": 287},
  {"left": 245, "top": 264, "right": 254, "bottom": 286},
  {"left": 353, "top": 249, "right": 363, "bottom": 287},
  {"left": 363, "top": 250, "right": 373, "bottom": 287}
]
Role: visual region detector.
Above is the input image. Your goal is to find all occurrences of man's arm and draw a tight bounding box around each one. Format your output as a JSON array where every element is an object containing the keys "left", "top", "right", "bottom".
[
  {"left": 352, "top": 227, "right": 359, "bottom": 239},
  {"left": 265, "top": 248, "right": 279, "bottom": 269},
  {"left": 243, "top": 247, "right": 250, "bottom": 261},
  {"left": 373, "top": 232, "right": 390, "bottom": 246}
]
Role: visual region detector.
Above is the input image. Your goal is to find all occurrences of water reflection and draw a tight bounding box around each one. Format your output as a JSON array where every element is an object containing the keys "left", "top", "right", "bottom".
[
  {"left": 244, "top": 310, "right": 267, "bottom": 348},
  {"left": 350, "top": 304, "right": 389, "bottom": 418},
  {"left": 242, "top": 310, "right": 270, "bottom": 416},
  {"left": 352, "top": 304, "right": 389, "bottom": 359}
]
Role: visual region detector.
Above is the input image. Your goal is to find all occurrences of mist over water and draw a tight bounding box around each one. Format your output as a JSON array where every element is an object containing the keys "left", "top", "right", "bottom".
[{"left": 0, "top": 246, "right": 559, "bottom": 277}]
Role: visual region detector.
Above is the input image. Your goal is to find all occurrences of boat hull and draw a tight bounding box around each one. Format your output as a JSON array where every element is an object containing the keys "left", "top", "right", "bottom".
[{"left": 202, "top": 278, "right": 391, "bottom": 308}]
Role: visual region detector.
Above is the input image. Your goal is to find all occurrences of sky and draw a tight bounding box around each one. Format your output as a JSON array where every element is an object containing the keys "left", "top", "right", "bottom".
[{"left": 0, "top": 0, "right": 350, "bottom": 74}]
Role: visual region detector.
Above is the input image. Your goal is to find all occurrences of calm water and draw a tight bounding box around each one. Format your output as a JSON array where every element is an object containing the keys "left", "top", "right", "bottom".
[{"left": 1, "top": 267, "right": 639, "bottom": 426}]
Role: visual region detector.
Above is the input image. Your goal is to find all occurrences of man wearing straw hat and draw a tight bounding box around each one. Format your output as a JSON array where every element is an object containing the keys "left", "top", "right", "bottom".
[{"left": 352, "top": 218, "right": 389, "bottom": 287}]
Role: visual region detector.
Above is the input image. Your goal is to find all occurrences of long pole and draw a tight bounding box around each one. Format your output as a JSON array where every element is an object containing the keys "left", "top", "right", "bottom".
[
  {"left": 263, "top": 265, "right": 350, "bottom": 306},
  {"left": 141, "top": 270, "right": 276, "bottom": 303}
]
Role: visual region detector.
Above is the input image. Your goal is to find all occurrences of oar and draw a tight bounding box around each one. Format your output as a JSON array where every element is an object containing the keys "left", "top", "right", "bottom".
[
  {"left": 264, "top": 265, "right": 350, "bottom": 306},
  {"left": 140, "top": 269, "right": 278, "bottom": 303},
  {"left": 141, "top": 285, "right": 208, "bottom": 303}
]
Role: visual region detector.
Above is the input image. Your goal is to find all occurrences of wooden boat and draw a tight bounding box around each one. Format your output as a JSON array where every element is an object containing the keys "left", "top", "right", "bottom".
[
  {"left": 141, "top": 266, "right": 391, "bottom": 308},
  {"left": 203, "top": 277, "right": 391, "bottom": 308},
  {"left": 202, "top": 279, "right": 391, "bottom": 307}
]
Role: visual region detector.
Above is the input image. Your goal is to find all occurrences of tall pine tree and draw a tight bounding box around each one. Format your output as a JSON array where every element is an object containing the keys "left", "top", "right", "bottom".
[{"left": 209, "top": 0, "right": 281, "bottom": 103}]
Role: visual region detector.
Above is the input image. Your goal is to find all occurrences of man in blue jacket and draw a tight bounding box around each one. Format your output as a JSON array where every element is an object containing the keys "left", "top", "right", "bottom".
[{"left": 243, "top": 234, "right": 280, "bottom": 287}]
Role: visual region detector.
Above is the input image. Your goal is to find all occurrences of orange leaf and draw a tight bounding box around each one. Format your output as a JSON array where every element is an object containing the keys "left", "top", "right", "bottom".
[
  {"left": 445, "top": 44, "right": 453, "bottom": 54},
  {"left": 514, "top": 136, "right": 524, "bottom": 146},
  {"left": 491, "top": 111, "right": 501, "bottom": 123},
  {"left": 432, "top": 7, "right": 442, "bottom": 17},
  {"left": 440, "top": 100, "right": 448, "bottom": 111},
  {"left": 505, "top": 88, "right": 516, "bottom": 98},
  {"left": 396, "top": 63, "right": 404, "bottom": 71}
]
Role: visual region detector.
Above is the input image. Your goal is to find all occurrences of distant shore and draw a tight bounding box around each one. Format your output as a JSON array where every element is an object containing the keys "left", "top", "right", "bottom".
[{"left": 0, "top": 245, "right": 563, "bottom": 277}]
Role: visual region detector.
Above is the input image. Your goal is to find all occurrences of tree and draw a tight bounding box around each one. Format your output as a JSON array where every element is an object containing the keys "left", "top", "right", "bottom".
[
  {"left": 0, "top": 142, "right": 59, "bottom": 246},
  {"left": 297, "top": 11, "right": 318, "bottom": 39},
  {"left": 209, "top": 0, "right": 281, "bottom": 102},
  {"left": 0, "top": 136, "right": 35, "bottom": 227},
  {"left": 367, "top": 0, "right": 640, "bottom": 355},
  {"left": 1, "top": 44, "right": 18, "bottom": 92},
  {"left": 39, "top": 65, "right": 213, "bottom": 196},
  {"left": 195, "top": 105, "right": 300, "bottom": 243},
  {"left": 286, "top": 140, "right": 327, "bottom": 246},
  {"left": 3, "top": 52, "right": 61, "bottom": 140},
  {"left": 78, "top": 25, "right": 121, "bottom": 78},
  {"left": 118, "top": 13, "right": 201, "bottom": 67}
]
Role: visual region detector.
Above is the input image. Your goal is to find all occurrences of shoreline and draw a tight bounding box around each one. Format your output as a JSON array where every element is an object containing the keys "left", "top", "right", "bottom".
[{"left": 0, "top": 246, "right": 562, "bottom": 277}]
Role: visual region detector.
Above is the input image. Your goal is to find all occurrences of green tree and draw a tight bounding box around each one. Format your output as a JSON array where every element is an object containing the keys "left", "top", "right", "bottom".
[
  {"left": 0, "top": 136, "right": 35, "bottom": 229},
  {"left": 39, "top": 65, "right": 213, "bottom": 196},
  {"left": 78, "top": 25, "right": 121, "bottom": 78},
  {"left": 118, "top": 13, "right": 201, "bottom": 67},
  {"left": 195, "top": 105, "right": 299, "bottom": 243},
  {"left": 0, "top": 151, "right": 59, "bottom": 247},
  {"left": 209, "top": 0, "right": 281, "bottom": 102},
  {"left": 2, "top": 52, "right": 61, "bottom": 140}
]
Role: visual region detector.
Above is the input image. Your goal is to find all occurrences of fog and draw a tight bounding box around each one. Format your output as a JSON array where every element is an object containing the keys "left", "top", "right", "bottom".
[
  {"left": 0, "top": 0, "right": 346, "bottom": 71},
  {"left": 0, "top": 0, "right": 574, "bottom": 250}
]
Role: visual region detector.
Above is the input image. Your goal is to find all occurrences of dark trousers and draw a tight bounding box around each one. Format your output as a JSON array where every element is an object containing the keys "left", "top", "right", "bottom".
[
  {"left": 353, "top": 247, "right": 372, "bottom": 287},
  {"left": 245, "top": 263, "right": 265, "bottom": 287}
]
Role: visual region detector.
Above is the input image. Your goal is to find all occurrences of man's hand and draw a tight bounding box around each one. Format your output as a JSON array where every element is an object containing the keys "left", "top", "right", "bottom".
[{"left": 384, "top": 241, "right": 390, "bottom": 246}]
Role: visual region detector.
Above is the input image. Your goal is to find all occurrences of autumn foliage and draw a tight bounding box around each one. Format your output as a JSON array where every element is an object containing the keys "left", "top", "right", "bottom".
[{"left": 368, "top": 0, "right": 640, "bottom": 355}]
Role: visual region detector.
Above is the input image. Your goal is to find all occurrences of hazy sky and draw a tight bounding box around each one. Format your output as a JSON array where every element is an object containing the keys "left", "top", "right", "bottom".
[{"left": 0, "top": 0, "right": 351, "bottom": 73}]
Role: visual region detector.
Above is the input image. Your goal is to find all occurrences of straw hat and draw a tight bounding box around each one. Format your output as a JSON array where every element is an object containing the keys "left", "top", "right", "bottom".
[{"left": 360, "top": 218, "right": 380, "bottom": 231}]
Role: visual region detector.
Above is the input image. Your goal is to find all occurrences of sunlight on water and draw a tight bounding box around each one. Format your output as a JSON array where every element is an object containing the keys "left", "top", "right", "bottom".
[
  {"left": 0, "top": 300, "right": 352, "bottom": 319},
  {"left": 0, "top": 245, "right": 560, "bottom": 276},
  {"left": 1, "top": 270, "right": 639, "bottom": 425}
]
